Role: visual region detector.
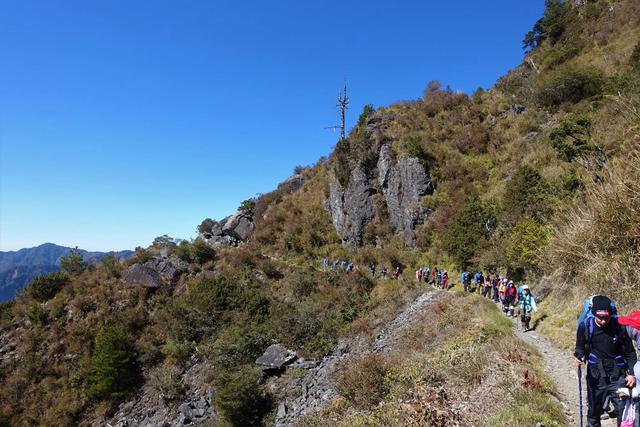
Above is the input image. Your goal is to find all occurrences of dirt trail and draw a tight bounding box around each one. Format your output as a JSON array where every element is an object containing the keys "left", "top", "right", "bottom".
[{"left": 510, "top": 312, "right": 617, "bottom": 427}]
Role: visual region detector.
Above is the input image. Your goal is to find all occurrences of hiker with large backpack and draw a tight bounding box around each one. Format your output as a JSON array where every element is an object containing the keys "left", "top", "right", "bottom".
[
  {"left": 423, "top": 266, "right": 430, "bottom": 284},
  {"left": 575, "top": 296, "right": 637, "bottom": 427},
  {"left": 442, "top": 271, "right": 449, "bottom": 290},
  {"left": 461, "top": 271, "right": 468, "bottom": 292},
  {"left": 518, "top": 285, "right": 537, "bottom": 331},
  {"left": 504, "top": 281, "right": 517, "bottom": 316}
]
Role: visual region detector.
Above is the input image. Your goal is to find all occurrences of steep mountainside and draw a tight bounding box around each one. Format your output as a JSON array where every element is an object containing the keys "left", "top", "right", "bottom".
[
  {"left": 0, "top": 1, "right": 639, "bottom": 426},
  {"left": 0, "top": 244, "right": 132, "bottom": 302}
]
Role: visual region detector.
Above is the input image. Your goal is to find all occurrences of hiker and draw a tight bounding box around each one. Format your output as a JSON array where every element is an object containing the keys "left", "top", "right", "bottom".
[
  {"left": 461, "top": 271, "right": 468, "bottom": 292},
  {"left": 618, "top": 310, "right": 640, "bottom": 400},
  {"left": 436, "top": 269, "right": 443, "bottom": 289},
  {"left": 442, "top": 271, "right": 449, "bottom": 290},
  {"left": 340, "top": 260, "right": 346, "bottom": 271},
  {"left": 575, "top": 296, "right": 637, "bottom": 427},
  {"left": 482, "top": 275, "right": 492, "bottom": 298},
  {"left": 504, "top": 280, "right": 517, "bottom": 316},
  {"left": 518, "top": 285, "right": 537, "bottom": 331},
  {"left": 346, "top": 262, "right": 353, "bottom": 273},
  {"left": 499, "top": 279, "right": 507, "bottom": 310},
  {"left": 381, "top": 266, "right": 388, "bottom": 280},
  {"left": 369, "top": 264, "right": 376, "bottom": 278},
  {"left": 431, "top": 269, "right": 437, "bottom": 286},
  {"left": 332, "top": 259, "right": 339, "bottom": 270},
  {"left": 492, "top": 276, "right": 500, "bottom": 302},
  {"left": 322, "top": 258, "right": 329, "bottom": 269},
  {"left": 473, "top": 271, "right": 481, "bottom": 292},
  {"left": 392, "top": 266, "right": 400, "bottom": 280},
  {"left": 422, "top": 266, "right": 430, "bottom": 284},
  {"left": 415, "top": 267, "right": 422, "bottom": 282}
]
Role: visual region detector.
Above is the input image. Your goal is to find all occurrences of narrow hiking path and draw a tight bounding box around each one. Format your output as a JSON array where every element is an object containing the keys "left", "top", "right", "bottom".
[{"left": 509, "top": 310, "right": 617, "bottom": 427}]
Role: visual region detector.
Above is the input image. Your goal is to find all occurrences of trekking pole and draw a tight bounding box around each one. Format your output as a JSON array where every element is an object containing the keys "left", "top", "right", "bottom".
[{"left": 578, "top": 364, "right": 584, "bottom": 427}]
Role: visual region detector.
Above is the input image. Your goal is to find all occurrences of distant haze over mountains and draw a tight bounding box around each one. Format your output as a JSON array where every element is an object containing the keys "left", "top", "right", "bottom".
[{"left": 0, "top": 243, "right": 133, "bottom": 302}]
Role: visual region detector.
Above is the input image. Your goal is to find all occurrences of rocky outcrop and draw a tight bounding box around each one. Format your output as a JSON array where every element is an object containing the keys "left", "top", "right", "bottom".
[
  {"left": 200, "top": 209, "right": 255, "bottom": 248},
  {"left": 277, "top": 174, "right": 305, "bottom": 194},
  {"left": 122, "top": 256, "right": 188, "bottom": 288},
  {"left": 328, "top": 167, "right": 375, "bottom": 247},
  {"left": 378, "top": 144, "right": 434, "bottom": 246},
  {"left": 327, "top": 140, "right": 435, "bottom": 248},
  {"left": 109, "top": 357, "right": 217, "bottom": 427}
]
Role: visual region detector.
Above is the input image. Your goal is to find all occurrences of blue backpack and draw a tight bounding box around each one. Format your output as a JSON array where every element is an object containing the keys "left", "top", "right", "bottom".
[{"left": 577, "top": 295, "right": 624, "bottom": 354}]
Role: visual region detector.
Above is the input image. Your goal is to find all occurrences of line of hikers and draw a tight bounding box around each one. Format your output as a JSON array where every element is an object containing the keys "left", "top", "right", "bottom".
[
  {"left": 321, "top": 258, "right": 402, "bottom": 280},
  {"left": 414, "top": 266, "right": 450, "bottom": 289},
  {"left": 460, "top": 271, "right": 538, "bottom": 331},
  {"left": 322, "top": 258, "right": 354, "bottom": 273}
]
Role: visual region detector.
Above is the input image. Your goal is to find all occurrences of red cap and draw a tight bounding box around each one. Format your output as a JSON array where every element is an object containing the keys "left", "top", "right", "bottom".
[{"left": 618, "top": 310, "right": 640, "bottom": 330}]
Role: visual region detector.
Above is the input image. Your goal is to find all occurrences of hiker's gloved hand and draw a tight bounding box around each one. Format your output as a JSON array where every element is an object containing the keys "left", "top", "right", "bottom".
[{"left": 625, "top": 374, "right": 636, "bottom": 388}]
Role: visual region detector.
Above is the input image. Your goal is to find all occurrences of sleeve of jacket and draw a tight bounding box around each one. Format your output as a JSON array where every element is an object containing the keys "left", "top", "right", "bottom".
[{"left": 575, "top": 321, "right": 587, "bottom": 360}]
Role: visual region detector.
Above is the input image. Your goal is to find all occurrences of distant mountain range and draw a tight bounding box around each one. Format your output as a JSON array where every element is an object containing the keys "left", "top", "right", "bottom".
[{"left": 0, "top": 243, "right": 133, "bottom": 302}]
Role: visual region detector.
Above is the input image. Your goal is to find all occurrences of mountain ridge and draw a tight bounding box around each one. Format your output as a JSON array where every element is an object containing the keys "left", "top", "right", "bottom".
[{"left": 0, "top": 243, "right": 133, "bottom": 302}]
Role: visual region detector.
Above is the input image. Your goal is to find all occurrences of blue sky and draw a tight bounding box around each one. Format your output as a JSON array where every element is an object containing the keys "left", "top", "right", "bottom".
[{"left": 0, "top": 0, "right": 543, "bottom": 251}]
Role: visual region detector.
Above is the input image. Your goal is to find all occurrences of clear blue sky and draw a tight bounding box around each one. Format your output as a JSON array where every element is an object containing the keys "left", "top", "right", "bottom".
[{"left": 0, "top": 0, "right": 543, "bottom": 252}]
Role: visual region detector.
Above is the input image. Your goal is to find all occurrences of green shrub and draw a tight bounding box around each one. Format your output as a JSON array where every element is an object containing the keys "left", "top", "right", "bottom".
[
  {"left": 27, "top": 272, "right": 70, "bottom": 302},
  {"left": 201, "top": 324, "right": 270, "bottom": 368},
  {"left": 548, "top": 113, "right": 596, "bottom": 162},
  {"left": 503, "top": 165, "right": 552, "bottom": 222},
  {"left": 333, "top": 354, "right": 392, "bottom": 409},
  {"left": 506, "top": 219, "right": 550, "bottom": 273},
  {"left": 87, "top": 325, "right": 141, "bottom": 399},
  {"left": 26, "top": 303, "right": 47, "bottom": 325},
  {"left": 100, "top": 254, "right": 123, "bottom": 279},
  {"left": 356, "top": 104, "right": 375, "bottom": 129},
  {"left": 198, "top": 218, "right": 215, "bottom": 234},
  {"left": 442, "top": 197, "right": 496, "bottom": 269},
  {"left": 239, "top": 198, "right": 256, "bottom": 213},
  {"left": 152, "top": 234, "right": 178, "bottom": 249},
  {"left": 535, "top": 64, "right": 604, "bottom": 107},
  {"left": 213, "top": 366, "right": 272, "bottom": 427},
  {"left": 523, "top": 0, "right": 566, "bottom": 51},
  {"left": 0, "top": 301, "right": 14, "bottom": 327},
  {"left": 175, "top": 239, "right": 215, "bottom": 264},
  {"left": 161, "top": 340, "right": 194, "bottom": 365},
  {"left": 60, "top": 247, "right": 87, "bottom": 275}
]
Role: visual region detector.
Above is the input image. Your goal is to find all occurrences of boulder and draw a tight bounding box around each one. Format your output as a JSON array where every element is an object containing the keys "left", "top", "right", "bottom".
[
  {"left": 256, "top": 344, "right": 297, "bottom": 372},
  {"left": 122, "top": 256, "right": 187, "bottom": 288},
  {"left": 277, "top": 174, "right": 305, "bottom": 194},
  {"left": 122, "top": 264, "right": 163, "bottom": 288},
  {"left": 222, "top": 211, "right": 255, "bottom": 241}
]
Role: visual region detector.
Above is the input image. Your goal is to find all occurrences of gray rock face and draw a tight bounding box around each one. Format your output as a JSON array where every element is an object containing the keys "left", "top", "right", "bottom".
[
  {"left": 122, "top": 264, "right": 164, "bottom": 288},
  {"left": 122, "top": 256, "right": 188, "bottom": 288},
  {"left": 277, "top": 174, "right": 305, "bottom": 194},
  {"left": 256, "top": 344, "right": 297, "bottom": 372},
  {"left": 328, "top": 166, "right": 375, "bottom": 247},
  {"left": 222, "top": 211, "right": 255, "bottom": 241},
  {"left": 378, "top": 145, "right": 434, "bottom": 246},
  {"left": 327, "top": 140, "right": 434, "bottom": 248},
  {"left": 200, "top": 209, "right": 255, "bottom": 248}
]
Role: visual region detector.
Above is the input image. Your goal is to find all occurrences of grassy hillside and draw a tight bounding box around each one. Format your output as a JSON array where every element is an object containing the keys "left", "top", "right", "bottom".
[{"left": 0, "top": 1, "right": 639, "bottom": 425}]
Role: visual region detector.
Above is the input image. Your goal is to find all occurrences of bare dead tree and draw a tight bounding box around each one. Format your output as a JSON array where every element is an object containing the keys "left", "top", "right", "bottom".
[{"left": 325, "top": 80, "right": 350, "bottom": 140}]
